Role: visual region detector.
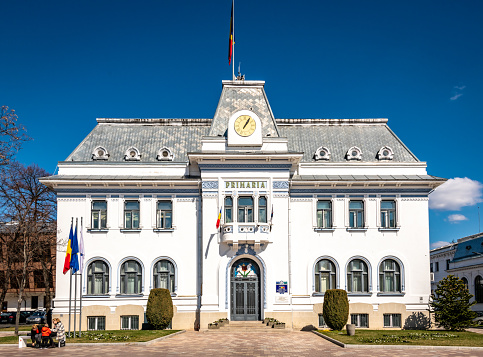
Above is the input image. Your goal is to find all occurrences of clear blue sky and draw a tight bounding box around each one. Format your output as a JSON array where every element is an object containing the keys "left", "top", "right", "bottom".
[{"left": 1, "top": 0, "right": 482, "bottom": 246}]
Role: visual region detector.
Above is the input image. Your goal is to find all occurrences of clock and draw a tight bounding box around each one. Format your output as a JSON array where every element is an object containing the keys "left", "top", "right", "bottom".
[{"left": 234, "top": 115, "right": 256, "bottom": 137}]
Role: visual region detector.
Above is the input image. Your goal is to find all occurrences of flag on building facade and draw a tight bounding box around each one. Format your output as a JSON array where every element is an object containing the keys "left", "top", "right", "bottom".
[
  {"left": 79, "top": 220, "right": 85, "bottom": 272},
  {"left": 216, "top": 207, "right": 222, "bottom": 229},
  {"left": 228, "top": 0, "right": 234, "bottom": 65},
  {"left": 70, "top": 221, "right": 80, "bottom": 273},
  {"left": 62, "top": 223, "right": 73, "bottom": 274}
]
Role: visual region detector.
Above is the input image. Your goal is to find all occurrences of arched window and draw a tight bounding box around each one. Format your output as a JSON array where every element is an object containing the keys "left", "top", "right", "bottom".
[
  {"left": 475, "top": 276, "right": 483, "bottom": 303},
  {"left": 87, "top": 260, "right": 109, "bottom": 295},
  {"left": 314, "top": 259, "right": 336, "bottom": 293},
  {"left": 461, "top": 277, "right": 469, "bottom": 290},
  {"left": 153, "top": 260, "right": 175, "bottom": 292},
  {"left": 347, "top": 259, "right": 369, "bottom": 293},
  {"left": 379, "top": 259, "right": 401, "bottom": 293},
  {"left": 120, "top": 260, "right": 142, "bottom": 294}
]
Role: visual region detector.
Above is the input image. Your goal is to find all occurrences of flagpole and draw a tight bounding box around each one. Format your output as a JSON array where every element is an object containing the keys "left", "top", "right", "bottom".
[
  {"left": 73, "top": 218, "right": 78, "bottom": 338},
  {"left": 68, "top": 217, "right": 73, "bottom": 336},
  {"left": 79, "top": 217, "right": 83, "bottom": 337},
  {"left": 232, "top": 0, "right": 235, "bottom": 80}
]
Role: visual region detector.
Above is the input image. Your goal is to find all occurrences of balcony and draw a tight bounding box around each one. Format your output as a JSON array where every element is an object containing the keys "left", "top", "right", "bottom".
[{"left": 220, "top": 223, "right": 271, "bottom": 246}]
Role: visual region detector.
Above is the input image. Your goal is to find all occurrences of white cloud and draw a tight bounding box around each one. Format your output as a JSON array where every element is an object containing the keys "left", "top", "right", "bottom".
[
  {"left": 446, "top": 214, "right": 469, "bottom": 223},
  {"left": 450, "top": 93, "right": 463, "bottom": 101},
  {"left": 429, "top": 177, "right": 483, "bottom": 211},
  {"left": 431, "top": 241, "right": 452, "bottom": 249},
  {"left": 455, "top": 85, "right": 466, "bottom": 90}
]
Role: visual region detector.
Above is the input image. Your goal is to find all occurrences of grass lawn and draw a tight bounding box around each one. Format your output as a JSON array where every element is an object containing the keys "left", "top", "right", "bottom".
[
  {"left": 0, "top": 326, "right": 30, "bottom": 332},
  {"left": 319, "top": 329, "right": 483, "bottom": 347},
  {"left": 0, "top": 330, "right": 180, "bottom": 344}
]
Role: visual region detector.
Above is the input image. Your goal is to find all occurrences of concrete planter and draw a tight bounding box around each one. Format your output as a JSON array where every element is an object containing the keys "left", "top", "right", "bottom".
[
  {"left": 346, "top": 324, "right": 355, "bottom": 336},
  {"left": 208, "top": 323, "right": 219, "bottom": 329},
  {"left": 273, "top": 323, "right": 285, "bottom": 329},
  {"left": 263, "top": 318, "right": 271, "bottom": 324}
]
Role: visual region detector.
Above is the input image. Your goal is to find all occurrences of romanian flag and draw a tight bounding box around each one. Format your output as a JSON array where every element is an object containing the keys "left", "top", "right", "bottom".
[
  {"left": 228, "top": 0, "right": 234, "bottom": 65},
  {"left": 70, "top": 222, "right": 80, "bottom": 274},
  {"left": 63, "top": 224, "right": 73, "bottom": 274},
  {"left": 216, "top": 207, "right": 222, "bottom": 229}
]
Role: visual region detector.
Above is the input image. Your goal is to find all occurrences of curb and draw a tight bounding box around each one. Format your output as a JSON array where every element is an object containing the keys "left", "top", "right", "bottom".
[
  {"left": 0, "top": 330, "right": 186, "bottom": 348},
  {"left": 311, "top": 330, "right": 483, "bottom": 350}
]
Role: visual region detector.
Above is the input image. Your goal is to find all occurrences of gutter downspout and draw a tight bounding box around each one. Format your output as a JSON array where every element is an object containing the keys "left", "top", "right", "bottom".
[{"left": 288, "top": 180, "right": 293, "bottom": 330}]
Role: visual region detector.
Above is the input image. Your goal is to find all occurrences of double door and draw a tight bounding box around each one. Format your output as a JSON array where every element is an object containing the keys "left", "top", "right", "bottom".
[{"left": 231, "top": 277, "right": 259, "bottom": 321}]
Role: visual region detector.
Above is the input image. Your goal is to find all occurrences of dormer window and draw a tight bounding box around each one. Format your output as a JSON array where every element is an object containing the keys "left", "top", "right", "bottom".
[
  {"left": 377, "top": 146, "right": 394, "bottom": 160},
  {"left": 124, "top": 147, "right": 141, "bottom": 161},
  {"left": 346, "top": 146, "right": 362, "bottom": 161},
  {"left": 156, "top": 147, "right": 174, "bottom": 161},
  {"left": 314, "top": 146, "right": 331, "bottom": 161},
  {"left": 92, "top": 146, "right": 109, "bottom": 160}
]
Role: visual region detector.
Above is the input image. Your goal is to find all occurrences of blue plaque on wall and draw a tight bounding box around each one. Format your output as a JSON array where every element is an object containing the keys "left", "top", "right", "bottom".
[{"left": 276, "top": 281, "right": 288, "bottom": 294}]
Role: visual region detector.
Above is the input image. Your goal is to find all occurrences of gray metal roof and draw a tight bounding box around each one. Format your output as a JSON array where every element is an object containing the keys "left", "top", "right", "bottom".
[
  {"left": 209, "top": 81, "right": 279, "bottom": 137},
  {"left": 66, "top": 121, "right": 210, "bottom": 162},
  {"left": 293, "top": 174, "right": 444, "bottom": 181}
]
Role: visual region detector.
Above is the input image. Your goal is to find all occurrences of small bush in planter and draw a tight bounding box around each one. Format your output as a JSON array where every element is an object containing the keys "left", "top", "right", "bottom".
[
  {"left": 146, "top": 288, "right": 174, "bottom": 330},
  {"left": 322, "top": 289, "right": 349, "bottom": 331}
]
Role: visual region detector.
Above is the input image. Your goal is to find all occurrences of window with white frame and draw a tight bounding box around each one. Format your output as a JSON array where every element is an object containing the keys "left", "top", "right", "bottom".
[
  {"left": 383, "top": 313, "right": 401, "bottom": 328},
  {"left": 462, "top": 277, "right": 469, "bottom": 290},
  {"left": 153, "top": 259, "right": 175, "bottom": 292},
  {"left": 121, "top": 315, "right": 139, "bottom": 330},
  {"left": 380, "top": 200, "right": 396, "bottom": 228},
  {"left": 475, "top": 276, "right": 483, "bottom": 303},
  {"left": 156, "top": 200, "right": 172, "bottom": 229},
  {"left": 349, "top": 200, "right": 364, "bottom": 228},
  {"left": 258, "top": 196, "right": 267, "bottom": 223},
  {"left": 317, "top": 201, "right": 332, "bottom": 228},
  {"left": 318, "top": 314, "right": 327, "bottom": 327},
  {"left": 347, "top": 259, "right": 369, "bottom": 293},
  {"left": 124, "top": 201, "right": 140, "bottom": 229},
  {"left": 351, "top": 314, "right": 369, "bottom": 328},
  {"left": 87, "top": 260, "right": 109, "bottom": 295},
  {"left": 224, "top": 196, "right": 233, "bottom": 223},
  {"left": 314, "top": 259, "right": 337, "bottom": 293},
  {"left": 91, "top": 201, "right": 107, "bottom": 229},
  {"left": 379, "top": 259, "right": 401, "bottom": 293},
  {"left": 87, "top": 316, "right": 106, "bottom": 331},
  {"left": 238, "top": 196, "right": 254, "bottom": 223},
  {"left": 120, "top": 260, "right": 142, "bottom": 294}
]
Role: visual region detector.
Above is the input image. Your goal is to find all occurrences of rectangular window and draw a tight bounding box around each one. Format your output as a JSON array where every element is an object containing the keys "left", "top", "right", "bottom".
[
  {"left": 317, "top": 201, "right": 332, "bottom": 228},
  {"left": 33, "top": 270, "right": 45, "bottom": 289},
  {"left": 383, "top": 313, "right": 401, "bottom": 328},
  {"left": 238, "top": 196, "right": 254, "bottom": 223},
  {"left": 1, "top": 301, "right": 7, "bottom": 310},
  {"left": 31, "top": 296, "right": 38, "bottom": 310},
  {"left": 156, "top": 200, "right": 172, "bottom": 229},
  {"left": 430, "top": 262, "right": 433, "bottom": 273},
  {"left": 380, "top": 200, "right": 396, "bottom": 228},
  {"left": 88, "top": 316, "right": 106, "bottom": 331},
  {"left": 91, "top": 201, "right": 107, "bottom": 229},
  {"left": 446, "top": 259, "right": 450, "bottom": 271},
  {"left": 121, "top": 315, "right": 139, "bottom": 330},
  {"left": 349, "top": 200, "right": 364, "bottom": 228},
  {"left": 435, "top": 262, "right": 439, "bottom": 272},
  {"left": 224, "top": 196, "right": 233, "bottom": 223},
  {"left": 124, "top": 201, "right": 140, "bottom": 229},
  {"left": 351, "top": 314, "right": 369, "bottom": 328},
  {"left": 258, "top": 196, "right": 267, "bottom": 223}
]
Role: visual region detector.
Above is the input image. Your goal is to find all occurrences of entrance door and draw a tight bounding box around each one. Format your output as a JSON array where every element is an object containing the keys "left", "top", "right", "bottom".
[{"left": 231, "top": 259, "right": 260, "bottom": 321}]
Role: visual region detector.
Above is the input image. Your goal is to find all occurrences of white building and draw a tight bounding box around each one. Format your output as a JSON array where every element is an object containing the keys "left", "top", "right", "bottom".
[
  {"left": 41, "top": 79, "right": 444, "bottom": 330},
  {"left": 430, "top": 232, "right": 483, "bottom": 312}
]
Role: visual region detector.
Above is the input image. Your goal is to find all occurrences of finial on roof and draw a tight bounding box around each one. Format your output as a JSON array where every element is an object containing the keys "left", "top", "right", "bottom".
[{"left": 236, "top": 62, "right": 245, "bottom": 80}]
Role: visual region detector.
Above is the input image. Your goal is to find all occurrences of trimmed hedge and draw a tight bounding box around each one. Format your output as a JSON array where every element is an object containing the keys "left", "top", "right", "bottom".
[
  {"left": 322, "top": 289, "right": 349, "bottom": 331},
  {"left": 146, "top": 288, "right": 174, "bottom": 330}
]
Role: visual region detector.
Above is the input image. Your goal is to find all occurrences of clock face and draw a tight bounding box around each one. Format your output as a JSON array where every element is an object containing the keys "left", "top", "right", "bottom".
[{"left": 234, "top": 115, "right": 256, "bottom": 137}]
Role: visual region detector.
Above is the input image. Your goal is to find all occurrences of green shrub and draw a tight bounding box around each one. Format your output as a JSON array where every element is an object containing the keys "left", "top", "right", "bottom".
[
  {"left": 146, "top": 288, "right": 174, "bottom": 330},
  {"left": 322, "top": 289, "right": 349, "bottom": 331}
]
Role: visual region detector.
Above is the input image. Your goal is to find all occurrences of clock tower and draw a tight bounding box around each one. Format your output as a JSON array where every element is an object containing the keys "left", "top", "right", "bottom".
[{"left": 227, "top": 109, "right": 263, "bottom": 146}]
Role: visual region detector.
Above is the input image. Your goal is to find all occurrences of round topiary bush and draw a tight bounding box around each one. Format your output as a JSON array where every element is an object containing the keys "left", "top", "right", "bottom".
[
  {"left": 146, "top": 288, "right": 174, "bottom": 330},
  {"left": 322, "top": 289, "right": 349, "bottom": 331}
]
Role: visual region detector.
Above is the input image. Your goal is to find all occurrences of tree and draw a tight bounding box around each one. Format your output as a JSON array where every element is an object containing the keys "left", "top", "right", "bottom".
[
  {"left": 322, "top": 289, "right": 349, "bottom": 330},
  {"left": 429, "top": 275, "right": 477, "bottom": 331},
  {"left": 146, "top": 288, "right": 174, "bottom": 329},
  {"left": 0, "top": 106, "right": 29, "bottom": 166},
  {"left": 0, "top": 163, "right": 56, "bottom": 335}
]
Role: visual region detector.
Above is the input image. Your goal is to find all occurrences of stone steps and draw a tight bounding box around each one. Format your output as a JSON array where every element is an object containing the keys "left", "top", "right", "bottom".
[{"left": 205, "top": 320, "right": 291, "bottom": 332}]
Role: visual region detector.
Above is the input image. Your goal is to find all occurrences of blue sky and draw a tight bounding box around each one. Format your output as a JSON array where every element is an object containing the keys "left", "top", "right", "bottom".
[{"left": 1, "top": 0, "right": 482, "bottom": 247}]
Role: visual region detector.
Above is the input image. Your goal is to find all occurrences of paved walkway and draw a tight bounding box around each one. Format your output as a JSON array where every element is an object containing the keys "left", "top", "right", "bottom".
[{"left": 2, "top": 330, "right": 483, "bottom": 356}]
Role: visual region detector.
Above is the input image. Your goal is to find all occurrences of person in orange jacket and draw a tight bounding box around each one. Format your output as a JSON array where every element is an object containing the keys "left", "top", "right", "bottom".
[{"left": 41, "top": 323, "right": 52, "bottom": 349}]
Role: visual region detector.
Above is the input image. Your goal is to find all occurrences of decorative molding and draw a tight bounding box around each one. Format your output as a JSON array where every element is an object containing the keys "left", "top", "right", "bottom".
[
  {"left": 58, "top": 198, "right": 84, "bottom": 202},
  {"left": 273, "top": 194, "right": 289, "bottom": 198},
  {"left": 202, "top": 181, "right": 219, "bottom": 189},
  {"left": 291, "top": 188, "right": 432, "bottom": 194},
  {"left": 177, "top": 198, "right": 195, "bottom": 202},
  {"left": 400, "top": 198, "right": 429, "bottom": 201},
  {"left": 273, "top": 181, "right": 289, "bottom": 189},
  {"left": 290, "top": 198, "right": 312, "bottom": 202},
  {"left": 199, "top": 164, "right": 292, "bottom": 170}
]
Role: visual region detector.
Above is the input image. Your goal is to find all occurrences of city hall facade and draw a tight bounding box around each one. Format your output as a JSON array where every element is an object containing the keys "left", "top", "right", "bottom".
[{"left": 42, "top": 80, "right": 444, "bottom": 330}]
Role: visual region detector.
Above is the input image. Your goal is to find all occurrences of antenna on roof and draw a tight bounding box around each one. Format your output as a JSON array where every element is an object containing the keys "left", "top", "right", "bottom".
[{"left": 236, "top": 61, "right": 245, "bottom": 80}]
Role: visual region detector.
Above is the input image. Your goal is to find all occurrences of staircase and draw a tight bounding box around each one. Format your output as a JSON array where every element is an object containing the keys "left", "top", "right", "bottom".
[{"left": 206, "top": 320, "right": 291, "bottom": 332}]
